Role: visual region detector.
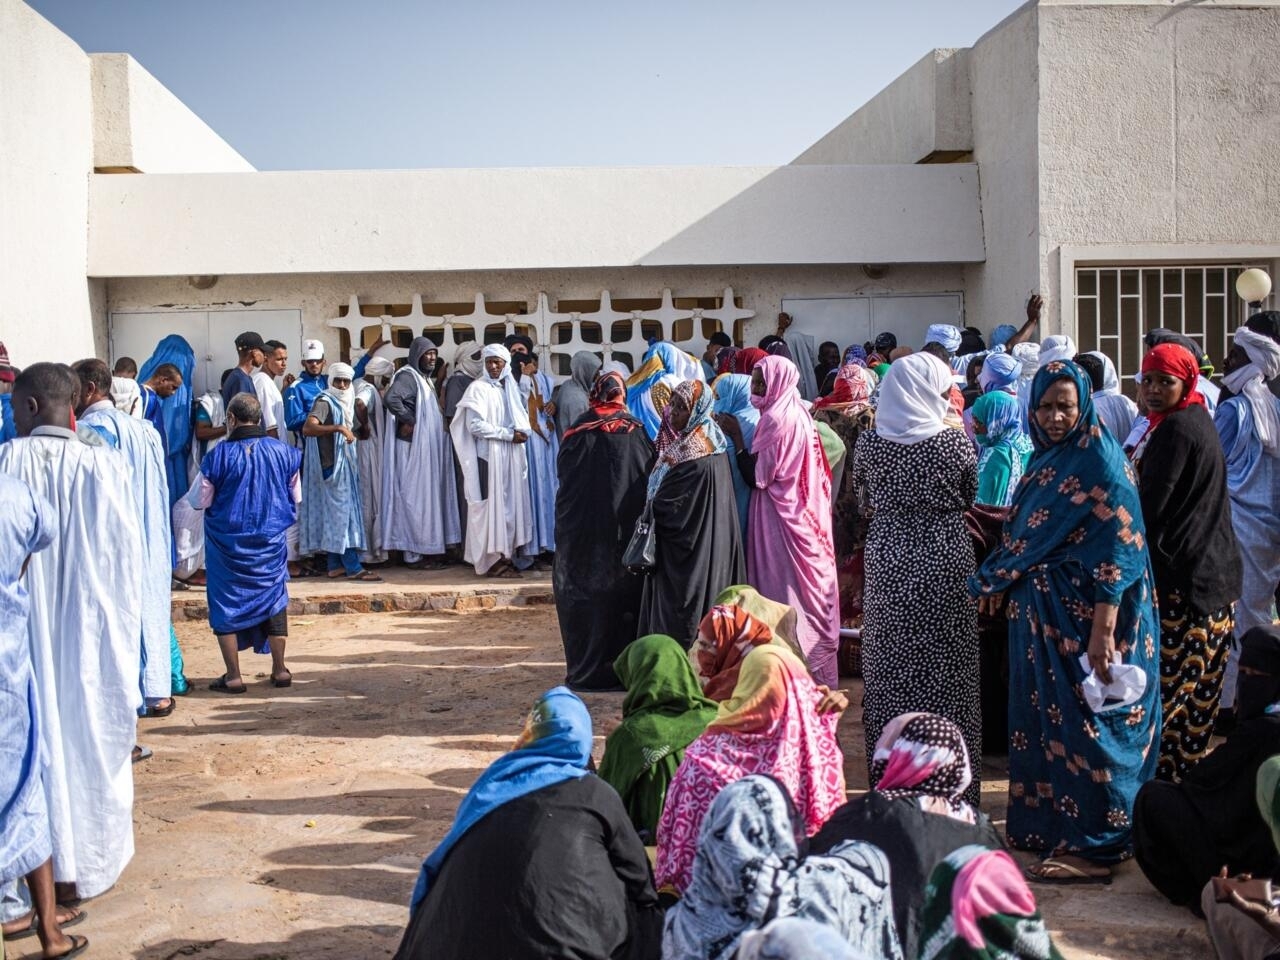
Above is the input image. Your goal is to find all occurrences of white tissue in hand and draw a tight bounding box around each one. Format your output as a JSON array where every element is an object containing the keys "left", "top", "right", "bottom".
[{"left": 1078, "top": 653, "right": 1147, "bottom": 713}]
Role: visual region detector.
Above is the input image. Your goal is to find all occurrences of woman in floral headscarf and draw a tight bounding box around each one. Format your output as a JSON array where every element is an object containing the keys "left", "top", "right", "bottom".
[
  {"left": 970, "top": 359, "right": 1159, "bottom": 885},
  {"left": 636, "top": 380, "right": 745, "bottom": 644}
]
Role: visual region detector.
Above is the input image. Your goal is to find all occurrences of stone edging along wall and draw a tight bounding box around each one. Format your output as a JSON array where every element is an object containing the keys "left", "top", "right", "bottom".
[{"left": 171, "top": 585, "right": 555, "bottom": 620}]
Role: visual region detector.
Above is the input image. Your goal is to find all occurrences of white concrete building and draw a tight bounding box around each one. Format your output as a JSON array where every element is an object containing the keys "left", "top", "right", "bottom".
[{"left": 2, "top": 0, "right": 1277, "bottom": 394}]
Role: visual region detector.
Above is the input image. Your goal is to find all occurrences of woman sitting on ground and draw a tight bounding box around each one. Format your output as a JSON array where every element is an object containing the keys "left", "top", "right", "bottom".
[
  {"left": 654, "top": 644, "right": 846, "bottom": 895},
  {"left": 970, "top": 359, "right": 1159, "bottom": 885},
  {"left": 598, "top": 634, "right": 720, "bottom": 842},
  {"left": 663, "top": 775, "right": 903, "bottom": 960},
  {"left": 394, "top": 687, "right": 661, "bottom": 960},
  {"left": 918, "top": 845, "right": 1065, "bottom": 960},
  {"left": 811, "top": 712, "right": 1004, "bottom": 959}
]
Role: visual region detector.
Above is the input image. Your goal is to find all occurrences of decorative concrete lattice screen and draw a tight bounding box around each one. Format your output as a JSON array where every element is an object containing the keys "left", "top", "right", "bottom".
[{"left": 325, "top": 288, "right": 753, "bottom": 379}]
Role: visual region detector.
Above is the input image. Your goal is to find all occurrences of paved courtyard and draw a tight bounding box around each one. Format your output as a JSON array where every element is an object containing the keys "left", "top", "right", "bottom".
[{"left": 7, "top": 600, "right": 1211, "bottom": 959}]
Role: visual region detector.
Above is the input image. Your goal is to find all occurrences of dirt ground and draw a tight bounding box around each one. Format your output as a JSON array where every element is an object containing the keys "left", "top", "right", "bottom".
[{"left": 7, "top": 604, "right": 1212, "bottom": 959}]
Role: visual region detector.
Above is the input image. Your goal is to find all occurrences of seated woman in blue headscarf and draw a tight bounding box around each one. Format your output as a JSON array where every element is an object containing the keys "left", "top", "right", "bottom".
[{"left": 394, "top": 687, "right": 662, "bottom": 960}]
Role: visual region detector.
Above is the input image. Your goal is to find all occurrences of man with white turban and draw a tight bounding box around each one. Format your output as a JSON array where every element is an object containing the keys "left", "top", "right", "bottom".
[
  {"left": 1215, "top": 326, "right": 1280, "bottom": 720},
  {"left": 382, "top": 337, "right": 461, "bottom": 567},
  {"left": 449, "top": 344, "right": 533, "bottom": 577},
  {"left": 1037, "top": 334, "right": 1077, "bottom": 367},
  {"left": 354, "top": 356, "right": 394, "bottom": 565},
  {"left": 927, "top": 294, "right": 1044, "bottom": 375},
  {"left": 300, "top": 362, "right": 378, "bottom": 581}
]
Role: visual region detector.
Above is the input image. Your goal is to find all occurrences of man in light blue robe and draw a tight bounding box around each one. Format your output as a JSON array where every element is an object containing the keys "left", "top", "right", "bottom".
[
  {"left": 73, "top": 358, "right": 186, "bottom": 709},
  {"left": 0, "top": 363, "right": 144, "bottom": 903},
  {"left": 299, "top": 363, "right": 373, "bottom": 580},
  {"left": 1215, "top": 327, "right": 1280, "bottom": 717},
  {"left": 189, "top": 392, "right": 302, "bottom": 692},
  {"left": 0, "top": 474, "right": 84, "bottom": 957},
  {"left": 516, "top": 354, "right": 559, "bottom": 563}
]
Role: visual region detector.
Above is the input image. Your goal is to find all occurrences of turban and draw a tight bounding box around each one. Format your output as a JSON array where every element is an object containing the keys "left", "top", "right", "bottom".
[
  {"left": 978, "top": 352, "right": 1021, "bottom": 393},
  {"left": 1037, "top": 335, "right": 1076, "bottom": 367},
  {"left": 989, "top": 324, "right": 1017, "bottom": 348},
  {"left": 364, "top": 356, "right": 395, "bottom": 378},
  {"left": 925, "top": 324, "right": 963, "bottom": 354},
  {"left": 327, "top": 362, "right": 355, "bottom": 381}
]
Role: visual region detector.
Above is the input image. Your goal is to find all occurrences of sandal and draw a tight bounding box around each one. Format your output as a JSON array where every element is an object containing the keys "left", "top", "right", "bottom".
[
  {"left": 345, "top": 570, "right": 383, "bottom": 582},
  {"left": 48, "top": 934, "right": 90, "bottom": 959},
  {"left": 272, "top": 671, "right": 293, "bottom": 688},
  {"left": 132, "top": 745, "right": 154, "bottom": 764},
  {"left": 1024, "top": 857, "right": 1112, "bottom": 886},
  {"left": 145, "top": 699, "right": 176, "bottom": 718},
  {"left": 208, "top": 674, "right": 247, "bottom": 695},
  {"left": 486, "top": 562, "right": 522, "bottom": 579},
  {"left": 1, "top": 906, "right": 86, "bottom": 941}
]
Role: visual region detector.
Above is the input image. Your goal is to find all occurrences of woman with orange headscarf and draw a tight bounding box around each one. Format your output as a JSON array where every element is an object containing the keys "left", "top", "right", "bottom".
[{"left": 1133, "top": 342, "right": 1242, "bottom": 781}]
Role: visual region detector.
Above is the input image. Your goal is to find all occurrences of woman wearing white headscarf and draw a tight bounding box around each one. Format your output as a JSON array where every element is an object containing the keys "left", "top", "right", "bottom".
[
  {"left": 850, "top": 354, "right": 981, "bottom": 803},
  {"left": 450, "top": 344, "right": 534, "bottom": 576}
]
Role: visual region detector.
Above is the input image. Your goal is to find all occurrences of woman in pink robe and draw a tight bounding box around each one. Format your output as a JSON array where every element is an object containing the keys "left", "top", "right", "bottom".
[{"left": 721, "top": 355, "right": 841, "bottom": 687}]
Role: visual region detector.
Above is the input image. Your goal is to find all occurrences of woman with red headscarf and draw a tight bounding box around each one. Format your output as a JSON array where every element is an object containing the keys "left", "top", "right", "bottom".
[{"left": 1134, "top": 342, "right": 1242, "bottom": 781}]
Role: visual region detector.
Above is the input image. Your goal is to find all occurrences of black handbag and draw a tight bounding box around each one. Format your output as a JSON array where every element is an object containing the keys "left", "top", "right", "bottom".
[{"left": 622, "top": 501, "right": 657, "bottom": 574}]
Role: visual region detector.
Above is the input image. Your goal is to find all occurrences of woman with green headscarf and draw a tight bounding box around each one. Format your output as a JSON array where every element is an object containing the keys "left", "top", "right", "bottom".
[{"left": 599, "top": 634, "right": 720, "bottom": 840}]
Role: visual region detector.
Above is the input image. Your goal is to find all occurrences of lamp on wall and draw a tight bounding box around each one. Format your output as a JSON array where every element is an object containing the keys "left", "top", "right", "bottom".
[{"left": 1236, "top": 268, "right": 1272, "bottom": 309}]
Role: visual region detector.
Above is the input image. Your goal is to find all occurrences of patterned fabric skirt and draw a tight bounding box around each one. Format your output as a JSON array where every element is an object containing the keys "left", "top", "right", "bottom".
[{"left": 1156, "top": 592, "right": 1233, "bottom": 782}]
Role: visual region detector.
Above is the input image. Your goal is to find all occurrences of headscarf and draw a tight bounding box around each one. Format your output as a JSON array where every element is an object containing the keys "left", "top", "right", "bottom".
[
  {"left": 1144, "top": 328, "right": 1211, "bottom": 373},
  {"left": 654, "top": 645, "right": 846, "bottom": 894},
  {"left": 977, "top": 352, "right": 1020, "bottom": 394},
  {"left": 597, "top": 635, "right": 720, "bottom": 823},
  {"left": 765, "top": 339, "right": 794, "bottom": 362},
  {"left": 1037, "top": 335, "right": 1077, "bottom": 367},
  {"left": 714, "top": 584, "right": 802, "bottom": 653},
  {"left": 871, "top": 713, "right": 977, "bottom": 823},
  {"left": 1257, "top": 755, "right": 1280, "bottom": 856},
  {"left": 451, "top": 340, "right": 484, "bottom": 379},
  {"left": 734, "top": 347, "right": 769, "bottom": 375},
  {"left": 1224, "top": 327, "right": 1280, "bottom": 456},
  {"left": 1237, "top": 625, "right": 1280, "bottom": 722},
  {"left": 1010, "top": 341, "right": 1040, "bottom": 409},
  {"left": 602, "top": 359, "right": 631, "bottom": 378},
  {"left": 971, "top": 361, "right": 1149, "bottom": 606},
  {"left": 626, "top": 341, "right": 704, "bottom": 438},
  {"left": 556, "top": 350, "right": 602, "bottom": 435},
  {"left": 711, "top": 373, "right": 760, "bottom": 452},
  {"left": 647, "top": 379, "right": 726, "bottom": 498},
  {"left": 408, "top": 687, "right": 591, "bottom": 910},
  {"left": 926, "top": 324, "right": 963, "bottom": 355},
  {"left": 972, "top": 391, "right": 1032, "bottom": 494},
  {"left": 1083, "top": 351, "right": 1120, "bottom": 396},
  {"left": 690, "top": 605, "right": 783, "bottom": 700},
  {"left": 959, "top": 328, "right": 986, "bottom": 356},
  {"left": 918, "top": 846, "right": 1063, "bottom": 960},
  {"left": 479, "top": 342, "right": 531, "bottom": 431},
  {"left": 814, "top": 363, "right": 875, "bottom": 412},
  {"left": 1138, "top": 342, "right": 1205, "bottom": 441},
  {"left": 989, "top": 324, "right": 1018, "bottom": 348},
  {"left": 716, "top": 345, "right": 741, "bottom": 375},
  {"left": 324, "top": 362, "right": 356, "bottom": 425},
  {"left": 139, "top": 334, "right": 197, "bottom": 505},
  {"left": 844, "top": 344, "right": 869, "bottom": 367},
  {"left": 364, "top": 356, "right": 396, "bottom": 380},
  {"left": 663, "top": 776, "right": 903, "bottom": 960},
  {"left": 874, "top": 353, "right": 952, "bottom": 445}
]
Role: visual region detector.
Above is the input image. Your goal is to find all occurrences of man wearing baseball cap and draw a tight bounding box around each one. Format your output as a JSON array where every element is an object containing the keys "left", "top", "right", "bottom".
[
  {"left": 284, "top": 339, "right": 328, "bottom": 442},
  {"left": 222, "top": 332, "right": 265, "bottom": 409}
]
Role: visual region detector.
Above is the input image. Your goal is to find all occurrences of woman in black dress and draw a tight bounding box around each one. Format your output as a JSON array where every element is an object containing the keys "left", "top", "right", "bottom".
[
  {"left": 553, "top": 371, "right": 655, "bottom": 690},
  {"left": 1132, "top": 342, "right": 1242, "bottom": 781},
  {"left": 851, "top": 353, "right": 980, "bottom": 803},
  {"left": 395, "top": 687, "right": 661, "bottom": 960},
  {"left": 636, "top": 380, "right": 745, "bottom": 645}
]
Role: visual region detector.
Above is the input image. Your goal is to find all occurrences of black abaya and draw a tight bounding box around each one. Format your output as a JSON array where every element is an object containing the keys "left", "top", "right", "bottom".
[
  {"left": 811, "top": 791, "right": 1004, "bottom": 959},
  {"left": 394, "top": 776, "right": 662, "bottom": 960},
  {"left": 636, "top": 453, "right": 745, "bottom": 646},
  {"left": 553, "top": 415, "right": 655, "bottom": 690}
]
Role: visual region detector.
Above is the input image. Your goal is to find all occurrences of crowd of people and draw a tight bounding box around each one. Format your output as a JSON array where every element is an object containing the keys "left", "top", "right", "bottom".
[{"left": 2, "top": 293, "right": 1280, "bottom": 959}]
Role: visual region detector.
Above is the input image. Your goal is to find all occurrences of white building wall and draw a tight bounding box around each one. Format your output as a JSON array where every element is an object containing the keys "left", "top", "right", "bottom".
[
  {"left": 91, "top": 54, "right": 254, "bottom": 173},
  {"left": 103, "top": 263, "right": 969, "bottom": 366},
  {"left": 963, "top": 2, "right": 1045, "bottom": 333},
  {"left": 0, "top": 0, "right": 97, "bottom": 365},
  {"left": 1037, "top": 1, "right": 1280, "bottom": 327}
]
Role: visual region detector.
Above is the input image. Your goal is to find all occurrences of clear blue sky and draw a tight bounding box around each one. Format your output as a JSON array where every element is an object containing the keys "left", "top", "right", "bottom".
[{"left": 32, "top": 0, "right": 1023, "bottom": 171}]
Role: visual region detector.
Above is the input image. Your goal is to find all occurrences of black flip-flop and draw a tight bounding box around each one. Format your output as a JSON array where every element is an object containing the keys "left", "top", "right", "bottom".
[
  {"left": 50, "top": 934, "right": 90, "bottom": 959},
  {"left": 145, "top": 699, "right": 176, "bottom": 718},
  {"left": 1, "top": 906, "right": 87, "bottom": 942},
  {"left": 272, "top": 673, "right": 293, "bottom": 688},
  {"left": 209, "top": 675, "right": 247, "bottom": 695}
]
